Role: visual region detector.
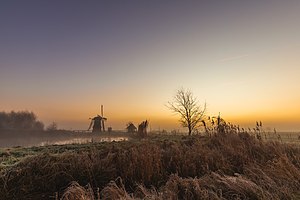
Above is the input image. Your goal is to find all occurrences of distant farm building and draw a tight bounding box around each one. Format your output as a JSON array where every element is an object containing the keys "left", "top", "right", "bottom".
[{"left": 126, "top": 122, "right": 137, "bottom": 133}]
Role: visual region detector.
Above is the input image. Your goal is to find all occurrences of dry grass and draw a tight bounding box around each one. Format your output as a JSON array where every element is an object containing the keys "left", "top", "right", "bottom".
[
  {"left": 61, "top": 182, "right": 94, "bottom": 200},
  {"left": 1, "top": 131, "right": 300, "bottom": 199}
]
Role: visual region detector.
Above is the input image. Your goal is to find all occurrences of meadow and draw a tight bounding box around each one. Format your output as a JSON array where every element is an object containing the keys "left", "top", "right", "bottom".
[{"left": 1, "top": 130, "right": 300, "bottom": 200}]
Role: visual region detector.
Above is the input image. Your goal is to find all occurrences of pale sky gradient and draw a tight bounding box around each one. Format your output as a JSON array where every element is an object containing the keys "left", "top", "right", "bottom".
[{"left": 1, "top": 1, "right": 300, "bottom": 131}]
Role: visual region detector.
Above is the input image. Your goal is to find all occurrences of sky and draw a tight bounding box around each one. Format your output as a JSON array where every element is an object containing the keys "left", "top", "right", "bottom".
[{"left": 1, "top": 1, "right": 300, "bottom": 132}]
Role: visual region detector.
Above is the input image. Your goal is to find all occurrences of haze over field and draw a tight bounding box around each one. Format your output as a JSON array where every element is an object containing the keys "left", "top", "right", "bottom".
[{"left": 1, "top": 1, "right": 300, "bottom": 131}]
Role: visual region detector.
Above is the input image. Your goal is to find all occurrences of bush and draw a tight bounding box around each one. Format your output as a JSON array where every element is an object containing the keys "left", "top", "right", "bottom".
[{"left": 0, "top": 111, "right": 44, "bottom": 131}]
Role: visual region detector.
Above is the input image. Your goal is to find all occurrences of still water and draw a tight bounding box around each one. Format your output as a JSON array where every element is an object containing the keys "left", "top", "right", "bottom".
[
  {"left": 0, "top": 133, "right": 129, "bottom": 148},
  {"left": 39, "top": 137, "right": 128, "bottom": 146}
]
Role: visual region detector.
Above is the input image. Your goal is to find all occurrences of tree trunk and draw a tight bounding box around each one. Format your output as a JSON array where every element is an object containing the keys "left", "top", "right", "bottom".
[{"left": 188, "top": 124, "right": 192, "bottom": 136}]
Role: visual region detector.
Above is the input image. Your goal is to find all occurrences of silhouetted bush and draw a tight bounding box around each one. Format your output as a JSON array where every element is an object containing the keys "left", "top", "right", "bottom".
[
  {"left": 46, "top": 122, "right": 58, "bottom": 132},
  {"left": 0, "top": 111, "right": 44, "bottom": 131}
]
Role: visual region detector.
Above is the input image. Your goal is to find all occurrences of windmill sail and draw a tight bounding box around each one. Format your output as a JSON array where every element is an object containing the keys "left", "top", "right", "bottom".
[
  {"left": 101, "top": 105, "right": 105, "bottom": 131},
  {"left": 87, "top": 119, "right": 93, "bottom": 131}
]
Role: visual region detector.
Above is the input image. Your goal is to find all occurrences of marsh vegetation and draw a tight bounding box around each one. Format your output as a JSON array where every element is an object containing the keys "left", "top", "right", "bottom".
[{"left": 1, "top": 130, "right": 300, "bottom": 199}]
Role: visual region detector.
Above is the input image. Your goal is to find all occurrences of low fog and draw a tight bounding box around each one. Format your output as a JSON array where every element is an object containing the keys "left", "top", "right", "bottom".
[{"left": 0, "top": 111, "right": 128, "bottom": 148}]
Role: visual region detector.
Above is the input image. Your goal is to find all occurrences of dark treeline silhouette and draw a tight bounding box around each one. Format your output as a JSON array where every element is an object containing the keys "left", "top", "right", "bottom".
[{"left": 0, "top": 111, "right": 44, "bottom": 131}]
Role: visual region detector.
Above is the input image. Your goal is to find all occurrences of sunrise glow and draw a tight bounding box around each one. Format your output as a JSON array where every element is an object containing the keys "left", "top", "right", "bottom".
[{"left": 1, "top": 1, "right": 300, "bottom": 131}]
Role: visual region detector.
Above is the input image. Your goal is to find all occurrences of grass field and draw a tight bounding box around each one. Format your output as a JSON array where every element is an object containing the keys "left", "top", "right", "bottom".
[{"left": 1, "top": 130, "right": 300, "bottom": 200}]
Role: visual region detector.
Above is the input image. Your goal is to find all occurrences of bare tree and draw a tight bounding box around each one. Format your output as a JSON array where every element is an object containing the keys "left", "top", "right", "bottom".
[{"left": 167, "top": 88, "right": 206, "bottom": 136}]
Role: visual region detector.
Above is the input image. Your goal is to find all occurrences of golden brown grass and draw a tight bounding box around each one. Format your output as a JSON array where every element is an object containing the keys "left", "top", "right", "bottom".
[
  {"left": 61, "top": 182, "right": 94, "bottom": 200},
  {"left": 1, "top": 131, "right": 300, "bottom": 199}
]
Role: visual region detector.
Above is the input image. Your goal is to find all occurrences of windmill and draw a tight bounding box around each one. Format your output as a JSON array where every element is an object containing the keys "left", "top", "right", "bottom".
[{"left": 87, "top": 105, "right": 107, "bottom": 133}]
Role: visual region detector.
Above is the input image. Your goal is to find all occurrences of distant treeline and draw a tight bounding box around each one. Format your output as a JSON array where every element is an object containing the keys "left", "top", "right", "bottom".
[{"left": 0, "top": 111, "right": 44, "bottom": 131}]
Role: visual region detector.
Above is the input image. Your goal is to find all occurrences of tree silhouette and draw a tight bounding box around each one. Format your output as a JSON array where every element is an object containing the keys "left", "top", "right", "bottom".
[
  {"left": 167, "top": 88, "right": 206, "bottom": 135},
  {"left": 0, "top": 111, "right": 44, "bottom": 131}
]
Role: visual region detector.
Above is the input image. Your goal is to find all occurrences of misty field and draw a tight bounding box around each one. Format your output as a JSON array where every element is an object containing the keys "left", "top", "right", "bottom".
[{"left": 1, "top": 131, "right": 300, "bottom": 200}]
